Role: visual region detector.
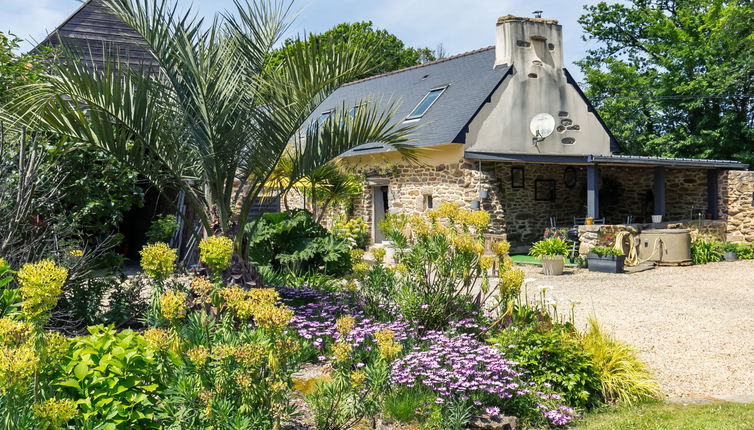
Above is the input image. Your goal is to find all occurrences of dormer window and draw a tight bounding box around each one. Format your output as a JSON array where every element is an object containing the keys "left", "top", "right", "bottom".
[
  {"left": 406, "top": 86, "right": 447, "bottom": 120},
  {"left": 307, "top": 109, "right": 333, "bottom": 134}
]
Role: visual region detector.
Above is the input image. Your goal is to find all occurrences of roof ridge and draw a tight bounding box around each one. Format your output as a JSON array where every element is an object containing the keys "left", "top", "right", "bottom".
[{"left": 342, "top": 45, "right": 496, "bottom": 87}]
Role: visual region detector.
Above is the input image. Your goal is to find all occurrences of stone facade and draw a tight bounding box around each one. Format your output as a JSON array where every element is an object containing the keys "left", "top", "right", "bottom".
[{"left": 719, "top": 170, "right": 754, "bottom": 243}]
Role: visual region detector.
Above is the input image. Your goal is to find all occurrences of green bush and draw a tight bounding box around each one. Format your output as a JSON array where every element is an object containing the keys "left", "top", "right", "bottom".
[
  {"left": 332, "top": 216, "right": 369, "bottom": 250},
  {"left": 246, "top": 209, "right": 352, "bottom": 276},
  {"left": 57, "top": 325, "right": 162, "bottom": 428},
  {"left": 580, "top": 318, "right": 661, "bottom": 405},
  {"left": 529, "top": 238, "right": 570, "bottom": 258},
  {"left": 736, "top": 243, "right": 754, "bottom": 259},
  {"left": 145, "top": 214, "right": 179, "bottom": 244},
  {"left": 490, "top": 324, "right": 601, "bottom": 409},
  {"left": 589, "top": 246, "right": 623, "bottom": 256},
  {"left": 691, "top": 237, "right": 723, "bottom": 264}
]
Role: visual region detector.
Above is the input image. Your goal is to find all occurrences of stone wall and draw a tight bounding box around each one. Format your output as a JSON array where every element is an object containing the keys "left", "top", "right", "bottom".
[
  {"left": 494, "top": 163, "right": 586, "bottom": 245},
  {"left": 719, "top": 170, "right": 754, "bottom": 243}
]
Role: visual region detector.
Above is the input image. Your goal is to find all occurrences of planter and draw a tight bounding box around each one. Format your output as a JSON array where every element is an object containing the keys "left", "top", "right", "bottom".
[
  {"left": 479, "top": 189, "right": 489, "bottom": 199},
  {"left": 651, "top": 214, "right": 663, "bottom": 223},
  {"left": 587, "top": 254, "right": 626, "bottom": 273},
  {"left": 540, "top": 255, "right": 565, "bottom": 276},
  {"left": 724, "top": 251, "right": 738, "bottom": 261}
]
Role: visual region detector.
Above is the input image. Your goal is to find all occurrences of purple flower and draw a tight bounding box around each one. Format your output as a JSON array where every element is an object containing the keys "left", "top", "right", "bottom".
[{"left": 485, "top": 406, "right": 500, "bottom": 416}]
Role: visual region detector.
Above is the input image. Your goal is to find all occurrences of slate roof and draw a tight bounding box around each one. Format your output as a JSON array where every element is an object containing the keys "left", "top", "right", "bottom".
[
  {"left": 34, "top": 0, "right": 157, "bottom": 70},
  {"left": 307, "top": 47, "right": 511, "bottom": 156}
]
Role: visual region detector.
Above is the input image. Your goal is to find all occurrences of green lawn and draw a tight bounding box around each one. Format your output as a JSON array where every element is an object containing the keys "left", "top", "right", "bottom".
[
  {"left": 577, "top": 401, "right": 754, "bottom": 430},
  {"left": 510, "top": 254, "right": 540, "bottom": 264}
]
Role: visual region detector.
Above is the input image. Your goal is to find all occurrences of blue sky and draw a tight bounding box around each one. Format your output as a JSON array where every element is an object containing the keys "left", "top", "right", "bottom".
[{"left": 2, "top": 0, "right": 618, "bottom": 83}]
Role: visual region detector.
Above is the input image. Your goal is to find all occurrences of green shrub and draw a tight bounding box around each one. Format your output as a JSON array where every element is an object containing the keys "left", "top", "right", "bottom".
[
  {"left": 57, "top": 325, "right": 162, "bottom": 428},
  {"left": 332, "top": 216, "right": 369, "bottom": 250},
  {"left": 580, "top": 317, "right": 661, "bottom": 405},
  {"left": 145, "top": 214, "right": 180, "bottom": 244},
  {"left": 529, "top": 237, "right": 570, "bottom": 258},
  {"left": 589, "top": 246, "right": 623, "bottom": 256},
  {"left": 246, "top": 209, "right": 352, "bottom": 276},
  {"left": 490, "top": 324, "right": 601, "bottom": 409},
  {"left": 382, "top": 387, "right": 435, "bottom": 423},
  {"left": 691, "top": 237, "right": 723, "bottom": 264},
  {"left": 736, "top": 243, "right": 754, "bottom": 259}
]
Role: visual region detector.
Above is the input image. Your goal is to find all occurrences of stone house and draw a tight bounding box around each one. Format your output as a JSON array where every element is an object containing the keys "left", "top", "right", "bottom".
[{"left": 298, "top": 15, "right": 754, "bottom": 247}]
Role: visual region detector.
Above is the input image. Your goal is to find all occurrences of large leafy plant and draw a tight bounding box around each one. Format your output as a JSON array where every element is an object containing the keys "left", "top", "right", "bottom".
[
  {"left": 57, "top": 326, "right": 162, "bottom": 428},
  {"left": 246, "top": 209, "right": 351, "bottom": 275},
  {"left": 529, "top": 238, "right": 570, "bottom": 259}
]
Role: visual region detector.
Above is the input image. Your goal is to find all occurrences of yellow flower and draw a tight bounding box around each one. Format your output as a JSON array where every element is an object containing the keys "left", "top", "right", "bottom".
[
  {"left": 437, "top": 202, "right": 460, "bottom": 220},
  {"left": 374, "top": 329, "right": 402, "bottom": 360},
  {"left": 187, "top": 345, "right": 210, "bottom": 367},
  {"left": 17, "top": 260, "right": 68, "bottom": 321},
  {"left": 389, "top": 263, "right": 409, "bottom": 276},
  {"left": 43, "top": 332, "right": 69, "bottom": 368},
  {"left": 332, "top": 341, "right": 352, "bottom": 362},
  {"left": 460, "top": 210, "right": 490, "bottom": 231},
  {"left": 500, "top": 268, "right": 525, "bottom": 301},
  {"left": 0, "top": 318, "right": 33, "bottom": 347},
  {"left": 371, "top": 247, "right": 386, "bottom": 264},
  {"left": 212, "top": 343, "right": 235, "bottom": 360},
  {"left": 160, "top": 290, "right": 188, "bottom": 321},
  {"left": 199, "top": 236, "right": 234, "bottom": 274},
  {"left": 143, "top": 328, "right": 170, "bottom": 352},
  {"left": 409, "top": 215, "right": 430, "bottom": 237},
  {"left": 248, "top": 288, "right": 280, "bottom": 307},
  {"left": 452, "top": 234, "right": 482, "bottom": 254},
  {"left": 0, "top": 257, "right": 8, "bottom": 270},
  {"left": 233, "top": 370, "right": 254, "bottom": 388},
  {"left": 350, "top": 370, "right": 367, "bottom": 388},
  {"left": 350, "top": 249, "right": 365, "bottom": 263},
  {"left": 480, "top": 255, "right": 496, "bottom": 271},
  {"left": 68, "top": 249, "right": 83, "bottom": 257},
  {"left": 492, "top": 241, "right": 511, "bottom": 257},
  {"left": 33, "top": 398, "right": 77, "bottom": 428},
  {"left": 0, "top": 345, "right": 38, "bottom": 394},
  {"left": 219, "top": 286, "right": 248, "bottom": 308},
  {"left": 335, "top": 315, "right": 356, "bottom": 336},
  {"left": 190, "top": 277, "right": 214, "bottom": 300},
  {"left": 499, "top": 255, "right": 513, "bottom": 271},
  {"left": 139, "top": 243, "right": 176, "bottom": 280},
  {"left": 352, "top": 262, "right": 369, "bottom": 276},
  {"left": 253, "top": 304, "right": 294, "bottom": 331},
  {"left": 232, "top": 343, "right": 266, "bottom": 367}
]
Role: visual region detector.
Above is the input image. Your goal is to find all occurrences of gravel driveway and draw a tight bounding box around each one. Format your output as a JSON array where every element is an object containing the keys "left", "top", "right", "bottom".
[{"left": 520, "top": 260, "right": 754, "bottom": 399}]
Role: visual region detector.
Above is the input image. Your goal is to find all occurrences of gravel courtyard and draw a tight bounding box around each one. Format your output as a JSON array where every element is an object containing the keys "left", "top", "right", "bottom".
[{"left": 520, "top": 260, "right": 754, "bottom": 400}]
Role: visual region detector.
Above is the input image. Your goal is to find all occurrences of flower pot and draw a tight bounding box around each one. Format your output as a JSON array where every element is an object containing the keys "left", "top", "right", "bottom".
[
  {"left": 470, "top": 200, "right": 481, "bottom": 209},
  {"left": 651, "top": 215, "right": 663, "bottom": 223},
  {"left": 587, "top": 254, "right": 626, "bottom": 273},
  {"left": 540, "top": 255, "right": 565, "bottom": 276},
  {"left": 724, "top": 251, "right": 738, "bottom": 261},
  {"left": 479, "top": 189, "right": 489, "bottom": 199}
]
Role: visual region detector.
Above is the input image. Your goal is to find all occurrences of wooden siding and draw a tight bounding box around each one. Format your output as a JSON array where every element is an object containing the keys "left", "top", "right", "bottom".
[{"left": 37, "top": 0, "right": 157, "bottom": 69}]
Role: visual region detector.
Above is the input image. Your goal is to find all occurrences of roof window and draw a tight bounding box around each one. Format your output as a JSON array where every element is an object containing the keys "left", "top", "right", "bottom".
[
  {"left": 406, "top": 86, "right": 447, "bottom": 120},
  {"left": 307, "top": 109, "right": 333, "bottom": 134}
]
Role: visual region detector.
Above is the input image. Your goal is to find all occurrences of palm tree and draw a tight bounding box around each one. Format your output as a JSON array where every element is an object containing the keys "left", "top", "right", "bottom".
[{"left": 5, "top": 0, "right": 415, "bottom": 278}]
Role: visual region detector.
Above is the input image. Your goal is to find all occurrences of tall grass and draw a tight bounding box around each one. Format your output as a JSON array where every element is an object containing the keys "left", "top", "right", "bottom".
[{"left": 580, "top": 317, "right": 661, "bottom": 405}]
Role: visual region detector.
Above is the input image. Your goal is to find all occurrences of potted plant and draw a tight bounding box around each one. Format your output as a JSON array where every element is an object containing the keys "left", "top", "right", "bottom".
[
  {"left": 587, "top": 246, "right": 626, "bottom": 273},
  {"left": 529, "top": 237, "right": 569, "bottom": 276},
  {"left": 721, "top": 243, "right": 738, "bottom": 261}
]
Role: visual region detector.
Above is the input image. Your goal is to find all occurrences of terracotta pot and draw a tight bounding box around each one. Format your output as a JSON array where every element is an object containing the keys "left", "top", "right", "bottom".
[{"left": 540, "top": 255, "right": 565, "bottom": 276}]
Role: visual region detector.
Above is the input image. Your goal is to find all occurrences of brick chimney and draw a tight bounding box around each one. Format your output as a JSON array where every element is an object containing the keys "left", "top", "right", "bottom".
[{"left": 494, "top": 15, "right": 563, "bottom": 75}]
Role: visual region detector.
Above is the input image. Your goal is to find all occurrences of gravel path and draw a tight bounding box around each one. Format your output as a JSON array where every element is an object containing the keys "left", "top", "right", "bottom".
[{"left": 520, "top": 260, "right": 754, "bottom": 399}]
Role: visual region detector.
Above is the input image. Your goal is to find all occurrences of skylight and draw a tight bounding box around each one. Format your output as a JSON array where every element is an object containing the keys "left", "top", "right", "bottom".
[
  {"left": 307, "top": 110, "right": 333, "bottom": 134},
  {"left": 406, "top": 86, "right": 447, "bottom": 120}
]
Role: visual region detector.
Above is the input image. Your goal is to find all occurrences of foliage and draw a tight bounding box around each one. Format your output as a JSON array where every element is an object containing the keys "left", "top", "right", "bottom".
[
  {"left": 5, "top": 0, "right": 417, "bottom": 264},
  {"left": 491, "top": 324, "right": 602, "bottom": 410},
  {"left": 332, "top": 216, "right": 369, "bottom": 250},
  {"left": 735, "top": 243, "right": 754, "bottom": 259},
  {"left": 382, "top": 387, "right": 435, "bottom": 423},
  {"left": 529, "top": 238, "right": 570, "bottom": 258},
  {"left": 139, "top": 242, "right": 177, "bottom": 281},
  {"left": 57, "top": 325, "right": 162, "bottom": 428},
  {"left": 0, "top": 32, "right": 46, "bottom": 104},
  {"left": 590, "top": 246, "right": 624, "bottom": 256},
  {"left": 371, "top": 203, "right": 496, "bottom": 330},
  {"left": 580, "top": 318, "right": 661, "bottom": 405},
  {"left": 198, "top": 235, "right": 234, "bottom": 277},
  {"left": 578, "top": 0, "right": 754, "bottom": 163},
  {"left": 268, "top": 21, "right": 437, "bottom": 80},
  {"left": 690, "top": 237, "right": 723, "bottom": 264},
  {"left": 544, "top": 227, "right": 570, "bottom": 241},
  {"left": 247, "top": 210, "right": 352, "bottom": 276},
  {"left": 719, "top": 242, "right": 741, "bottom": 253},
  {"left": 17, "top": 260, "right": 68, "bottom": 324},
  {"left": 144, "top": 214, "right": 178, "bottom": 244}
]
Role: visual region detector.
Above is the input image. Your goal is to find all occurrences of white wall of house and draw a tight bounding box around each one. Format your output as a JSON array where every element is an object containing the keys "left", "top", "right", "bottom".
[{"left": 464, "top": 16, "right": 612, "bottom": 156}]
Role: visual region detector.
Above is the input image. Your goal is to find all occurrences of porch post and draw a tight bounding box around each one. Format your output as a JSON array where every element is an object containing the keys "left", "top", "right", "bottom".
[
  {"left": 653, "top": 166, "right": 666, "bottom": 216},
  {"left": 587, "top": 165, "right": 600, "bottom": 219},
  {"left": 707, "top": 169, "right": 718, "bottom": 220}
]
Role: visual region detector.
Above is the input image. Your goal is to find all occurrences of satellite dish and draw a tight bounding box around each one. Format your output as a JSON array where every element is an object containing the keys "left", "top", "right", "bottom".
[{"left": 529, "top": 113, "right": 555, "bottom": 140}]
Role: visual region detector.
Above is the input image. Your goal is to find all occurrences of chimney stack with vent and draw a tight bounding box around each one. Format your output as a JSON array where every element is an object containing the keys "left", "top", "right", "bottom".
[{"left": 494, "top": 15, "right": 563, "bottom": 74}]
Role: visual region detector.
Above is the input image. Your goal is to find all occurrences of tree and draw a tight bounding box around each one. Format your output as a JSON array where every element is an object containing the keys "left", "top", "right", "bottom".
[
  {"left": 269, "top": 21, "right": 437, "bottom": 80},
  {"left": 5, "top": 0, "right": 415, "bottom": 281},
  {"left": 578, "top": 0, "right": 754, "bottom": 163}
]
